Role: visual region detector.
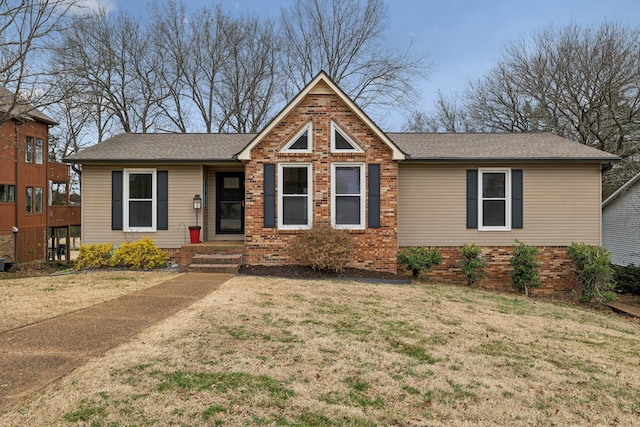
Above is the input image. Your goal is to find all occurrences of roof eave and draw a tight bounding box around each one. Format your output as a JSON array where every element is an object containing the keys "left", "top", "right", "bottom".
[
  {"left": 602, "top": 171, "right": 640, "bottom": 208},
  {"left": 402, "top": 157, "right": 620, "bottom": 163},
  {"left": 63, "top": 158, "right": 241, "bottom": 164}
]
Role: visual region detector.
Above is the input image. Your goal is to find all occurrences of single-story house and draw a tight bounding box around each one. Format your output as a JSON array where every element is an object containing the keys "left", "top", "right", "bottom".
[
  {"left": 65, "top": 72, "right": 619, "bottom": 293},
  {"left": 602, "top": 172, "right": 640, "bottom": 266}
]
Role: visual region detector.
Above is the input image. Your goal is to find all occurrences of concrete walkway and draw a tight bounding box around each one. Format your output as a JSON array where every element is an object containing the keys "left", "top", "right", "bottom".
[
  {"left": 607, "top": 301, "right": 640, "bottom": 318},
  {"left": 0, "top": 272, "right": 232, "bottom": 413}
]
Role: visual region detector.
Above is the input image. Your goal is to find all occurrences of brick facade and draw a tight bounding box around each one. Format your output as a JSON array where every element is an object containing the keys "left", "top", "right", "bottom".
[
  {"left": 406, "top": 245, "right": 579, "bottom": 295},
  {"left": 243, "top": 92, "right": 399, "bottom": 273}
]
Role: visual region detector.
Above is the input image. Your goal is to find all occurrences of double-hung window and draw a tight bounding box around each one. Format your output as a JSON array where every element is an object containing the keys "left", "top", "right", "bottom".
[
  {"left": 278, "top": 163, "right": 312, "bottom": 229},
  {"left": 25, "top": 136, "right": 34, "bottom": 163},
  {"left": 25, "top": 187, "right": 33, "bottom": 213},
  {"left": 35, "top": 187, "right": 43, "bottom": 213},
  {"left": 0, "top": 184, "right": 15, "bottom": 203},
  {"left": 124, "top": 169, "right": 157, "bottom": 231},
  {"left": 35, "top": 139, "right": 44, "bottom": 164},
  {"left": 478, "top": 168, "right": 511, "bottom": 230},
  {"left": 331, "top": 163, "right": 365, "bottom": 229}
]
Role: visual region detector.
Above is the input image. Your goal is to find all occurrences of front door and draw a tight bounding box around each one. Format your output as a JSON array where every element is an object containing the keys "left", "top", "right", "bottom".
[{"left": 216, "top": 172, "right": 244, "bottom": 234}]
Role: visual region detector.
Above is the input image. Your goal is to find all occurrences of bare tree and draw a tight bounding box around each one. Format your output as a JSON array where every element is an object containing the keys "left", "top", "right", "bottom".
[
  {"left": 279, "top": 0, "right": 428, "bottom": 119},
  {"left": 216, "top": 14, "right": 281, "bottom": 132},
  {"left": 0, "top": 0, "right": 78, "bottom": 125},
  {"left": 457, "top": 22, "right": 640, "bottom": 195},
  {"left": 404, "top": 91, "right": 473, "bottom": 132},
  {"left": 55, "top": 8, "right": 168, "bottom": 136}
]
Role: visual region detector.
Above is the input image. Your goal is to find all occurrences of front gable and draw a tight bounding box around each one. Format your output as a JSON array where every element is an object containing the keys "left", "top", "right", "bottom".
[
  {"left": 237, "top": 71, "right": 404, "bottom": 161},
  {"left": 241, "top": 72, "right": 400, "bottom": 273}
]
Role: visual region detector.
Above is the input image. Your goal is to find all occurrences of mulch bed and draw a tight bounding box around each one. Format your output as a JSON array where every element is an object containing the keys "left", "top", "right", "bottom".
[{"left": 238, "top": 264, "right": 405, "bottom": 281}]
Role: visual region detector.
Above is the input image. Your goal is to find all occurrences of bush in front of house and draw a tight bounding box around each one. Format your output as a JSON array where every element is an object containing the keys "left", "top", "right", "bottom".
[
  {"left": 75, "top": 243, "right": 115, "bottom": 269},
  {"left": 459, "top": 243, "right": 488, "bottom": 286},
  {"left": 111, "top": 237, "right": 168, "bottom": 269},
  {"left": 288, "top": 225, "right": 355, "bottom": 273},
  {"left": 612, "top": 264, "right": 640, "bottom": 295},
  {"left": 75, "top": 238, "right": 167, "bottom": 270},
  {"left": 567, "top": 242, "right": 615, "bottom": 303},
  {"left": 397, "top": 246, "right": 442, "bottom": 278},
  {"left": 510, "top": 240, "right": 541, "bottom": 296}
]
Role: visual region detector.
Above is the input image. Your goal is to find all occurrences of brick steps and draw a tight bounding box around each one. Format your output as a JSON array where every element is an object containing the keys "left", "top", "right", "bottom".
[{"left": 187, "top": 253, "right": 242, "bottom": 274}]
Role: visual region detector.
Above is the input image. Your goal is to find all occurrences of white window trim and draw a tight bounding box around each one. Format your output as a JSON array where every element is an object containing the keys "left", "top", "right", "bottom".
[
  {"left": 330, "top": 121, "right": 363, "bottom": 153},
  {"left": 478, "top": 168, "right": 511, "bottom": 231},
  {"left": 278, "top": 163, "right": 312, "bottom": 230},
  {"left": 123, "top": 168, "right": 157, "bottom": 232},
  {"left": 331, "top": 163, "right": 365, "bottom": 230},
  {"left": 281, "top": 122, "right": 313, "bottom": 153}
]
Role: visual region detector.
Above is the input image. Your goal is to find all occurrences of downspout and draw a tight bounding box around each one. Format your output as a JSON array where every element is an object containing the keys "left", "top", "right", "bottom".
[{"left": 13, "top": 121, "right": 19, "bottom": 266}]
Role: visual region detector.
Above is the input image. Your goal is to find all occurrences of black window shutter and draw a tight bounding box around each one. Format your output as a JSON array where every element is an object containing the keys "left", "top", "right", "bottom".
[
  {"left": 157, "top": 171, "right": 168, "bottom": 230},
  {"left": 466, "top": 169, "right": 478, "bottom": 229},
  {"left": 368, "top": 164, "right": 381, "bottom": 228},
  {"left": 512, "top": 169, "right": 523, "bottom": 229},
  {"left": 264, "top": 164, "right": 276, "bottom": 228},
  {"left": 112, "top": 171, "right": 123, "bottom": 230}
]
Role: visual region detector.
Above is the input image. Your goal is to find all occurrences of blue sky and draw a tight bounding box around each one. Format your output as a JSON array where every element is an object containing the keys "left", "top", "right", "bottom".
[{"left": 90, "top": 0, "right": 640, "bottom": 130}]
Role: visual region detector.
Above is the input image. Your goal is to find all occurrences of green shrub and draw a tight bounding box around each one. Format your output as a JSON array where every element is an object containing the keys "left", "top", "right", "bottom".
[
  {"left": 510, "top": 240, "right": 541, "bottom": 296},
  {"left": 111, "top": 237, "right": 168, "bottom": 269},
  {"left": 75, "top": 243, "right": 115, "bottom": 269},
  {"left": 397, "top": 246, "right": 442, "bottom": 278},
  {"left": 566, "top": 243, "right": 615, "bottom": 303},
  {"left": 288, "top": 225, "right": 355, "bottom": 273},
  {"left": 612, "top": 264, "right": 640, "bottom": 295},
  {"left": 459, "top": 243, "right": 488, "bottom": 286}
]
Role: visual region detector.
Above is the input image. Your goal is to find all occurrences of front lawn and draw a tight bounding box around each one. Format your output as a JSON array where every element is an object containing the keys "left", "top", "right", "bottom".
[{"left": 1, "top": 275, "right": 638, "bottom": 426}]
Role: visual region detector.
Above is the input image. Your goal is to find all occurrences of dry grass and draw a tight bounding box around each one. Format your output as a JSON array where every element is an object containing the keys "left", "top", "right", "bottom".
[
  {"left": 0, "top": 270, "right": 180, "bottom": 333},
  {"left": 1, "top": 275, "right": 639, "bottom": 426}
]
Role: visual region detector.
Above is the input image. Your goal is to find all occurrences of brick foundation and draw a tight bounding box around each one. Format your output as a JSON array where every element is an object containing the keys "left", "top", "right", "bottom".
[{"left": 404, "top": 246, "right": 578, "bottom": 295}]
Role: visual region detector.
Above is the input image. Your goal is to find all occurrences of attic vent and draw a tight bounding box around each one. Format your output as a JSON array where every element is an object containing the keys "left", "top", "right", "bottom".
[{"left": 331, "top": 121, "right": 363, "bottom": 153}]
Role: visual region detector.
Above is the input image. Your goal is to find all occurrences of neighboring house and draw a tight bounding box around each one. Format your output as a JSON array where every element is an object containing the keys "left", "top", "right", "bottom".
[
  {"left": 0, "top": 88, "right": 80, "bottom": 266},
  {"left": 602, "top": 172, "right": 640, "bottom": 266},
  {"left": 65, "top": 72, "right": 618, "bottom": 292}
]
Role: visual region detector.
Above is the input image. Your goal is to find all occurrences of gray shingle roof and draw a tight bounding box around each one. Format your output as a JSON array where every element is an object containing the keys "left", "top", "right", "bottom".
[
  {"left": 390, "top": 132, "right": 620, "bottom": 162},
  {"left": 0, "top": 86, "right": 57, "bottom": 125},
  {"left": 65, "top": 131, "right": 619, "bottom": 163},
  {"left": 65, "top": 133, "right": 256, "bottom": 163}
]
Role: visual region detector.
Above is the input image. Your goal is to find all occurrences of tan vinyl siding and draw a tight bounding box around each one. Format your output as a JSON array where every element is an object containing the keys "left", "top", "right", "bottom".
[
  {"left": 602, "top": 185, "right": 640, "bottom": 266},
  {"left": 81, "top": 164, "right": 203, "bottom": 248},
  {"left": 398, "top": 163, "right": 602, "bottom": 247}
]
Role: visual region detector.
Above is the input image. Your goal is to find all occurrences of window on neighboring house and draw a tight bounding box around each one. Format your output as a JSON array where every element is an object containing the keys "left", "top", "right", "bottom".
[
  {"left": 35, "top": 187, "right": 43, "bottom": 213},
  {"left": 25, "top": 186, "right": 33, "bottom": 213},
  {"left": 331, "top": 121, "right": 363, "bottom": 153},
  {"left": 281, "top": 123, "right": 312, "bottom": 153},
  {"left": 278, "top": 163, "right": 312, "bottom": 229},
  {"left": 0, "top": 184, "right": 15, "bottom": 202},
  {"left": 331, "top": 163, "right": 365, "bottom": 229},
  {"left": 124, "top": 169, "right": 156, "bottom": 231},
  {"left": 35, "top": 138, "right": 43, "bottom": 164},
  {"left": 479, "top": 168, "right": 511, "bottom": 230},
  {"left": 25, "top": 136, "right": 34, "bottom": 163}
]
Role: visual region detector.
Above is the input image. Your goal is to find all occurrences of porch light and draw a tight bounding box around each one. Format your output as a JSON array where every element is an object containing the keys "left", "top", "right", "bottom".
[{"left": 193, "top": 194, "right": 202, "bottom": 227}]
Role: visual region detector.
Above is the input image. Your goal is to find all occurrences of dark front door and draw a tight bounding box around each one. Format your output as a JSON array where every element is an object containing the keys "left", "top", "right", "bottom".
[{"left": 216, "top": 172, "right": 245, "bottom": 234}]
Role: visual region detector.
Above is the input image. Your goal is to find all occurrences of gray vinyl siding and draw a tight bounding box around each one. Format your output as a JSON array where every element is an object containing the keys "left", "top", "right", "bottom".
[
  {"left": 602, "top": 185, "right": 640, "bottom": 266},
  {"left": 398, "top": 163, "right": 602, "bottom": 247},
  {"left": 81, "top": 164, "right": 203, "bottom": 248}
]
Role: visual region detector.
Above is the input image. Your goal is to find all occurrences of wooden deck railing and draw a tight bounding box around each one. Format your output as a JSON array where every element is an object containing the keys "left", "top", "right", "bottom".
[{"left": 48, "top": 205, "right": 81, "bottom": 227}]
